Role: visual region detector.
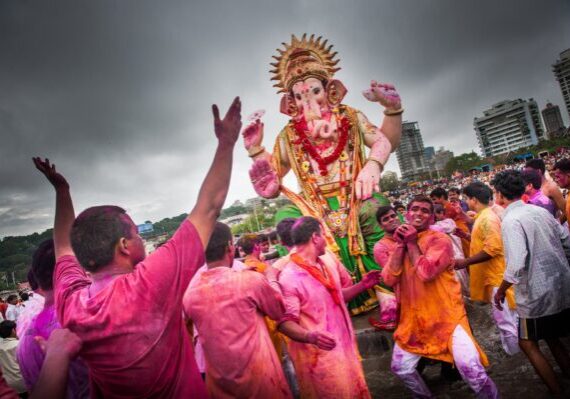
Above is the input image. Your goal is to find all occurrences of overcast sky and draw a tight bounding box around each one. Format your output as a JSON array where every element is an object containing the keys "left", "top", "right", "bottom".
[{"left": 1, "top": 0, "right": 569, "bottom": 238}]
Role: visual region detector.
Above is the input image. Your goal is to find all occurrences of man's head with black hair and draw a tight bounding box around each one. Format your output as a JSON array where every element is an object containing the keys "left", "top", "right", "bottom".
[
  {"left": 553, "top": 158, "right": 570, "bottom": 189},
  {"left": 430, "top": 187, "right": 448, "bottom": 204},
  {"left": 407, "top": 195, "right": 434, "bottom": 231},
  {"left": 20, "top": 292, "right": 29, "bottom": 302},
  {"left": 525, "top": 158, "right": 546, "bottom": 176},
  {"left": 434, "top": 203, "right": 445, "bottom": 221},
  {"left": 448, "top": 187, "right": 462, "bottom": 203},
  {"left": 6, "top": 295, "right": 18, "bottom": 305},
  {"left": 71, "top": 205, "right": 145, "bottom": 273},
  {"left": 462, "top": 182, "right": 492, "bottom": 211},
  {"left": 393, "top": 201, "right": 405, "bottom": 214},
  {"left": 205, "top": 222, "right": 233, "bottom": 264},
  {"left": 291, "top": 217, "right": 326, "bottom": 256},
  {"left": 376, "top": 206, "right": 400, "bottom": 234},
  {"left": 236, "top": 234, "right": 260, "bottom": 256},
  {"left": 0, "top": 321, "right": 16, "bottom": 339},
  {"left": 276, "top": 218, "right": 296, "bottom": 249},
  {"left": 30, "top": 239, "right": 56, "bottom": 292},
  {"left": 491, "top": 170, "right": 525, "bottom": 206},
  {"left": 521, "top": 169, "right": 542, "bottom": 195}
]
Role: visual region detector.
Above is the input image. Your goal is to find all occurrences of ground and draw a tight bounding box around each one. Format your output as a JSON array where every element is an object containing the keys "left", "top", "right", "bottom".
[{"left": 354, "top": 300, "right": 570, "bottom": 398}]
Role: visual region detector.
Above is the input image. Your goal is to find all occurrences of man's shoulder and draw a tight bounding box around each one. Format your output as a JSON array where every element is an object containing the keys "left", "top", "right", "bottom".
[{"left": 279, "top": 261, "right": 307, "bottom": 282}]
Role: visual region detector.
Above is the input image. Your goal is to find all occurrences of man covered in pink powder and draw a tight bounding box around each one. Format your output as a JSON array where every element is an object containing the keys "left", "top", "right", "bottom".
[
  {"left": 184, "top": 222, "right": 291, "bottom": 398},
  {"left": 277, "top": 216, "right": 380, "bottom": 398},
  {"left": 32, "top": 97, "right": 242, "bottom": 398}
]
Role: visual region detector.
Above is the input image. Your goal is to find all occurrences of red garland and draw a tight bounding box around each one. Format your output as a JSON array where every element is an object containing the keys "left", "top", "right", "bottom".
[{"left": 292, "top": 115, "right": 351, "bottom": 176}]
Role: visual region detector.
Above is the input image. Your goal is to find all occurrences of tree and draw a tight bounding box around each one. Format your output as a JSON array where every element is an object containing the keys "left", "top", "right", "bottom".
[
  {"left": 380, "top": 171, "right": 400, "bottom": 192},
  {"left": 444, "top": 151, "right": 482, "bottom": 175}
]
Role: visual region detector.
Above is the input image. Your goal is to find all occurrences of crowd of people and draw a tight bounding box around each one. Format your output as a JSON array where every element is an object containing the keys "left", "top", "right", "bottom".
[{"left": 0, "top": 96, "right": 569, "bottom": 398}]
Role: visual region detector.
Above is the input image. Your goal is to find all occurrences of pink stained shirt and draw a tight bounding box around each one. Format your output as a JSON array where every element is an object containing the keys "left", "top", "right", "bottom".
[
  {"left": 184, "top": 267, "right": 291, "bottom": 399},
  {"left": 278, "top": 254, "right": 371, "bottom": 399},
  {"left": 54, "top": 219, "right": 207, "bottom": 398}
]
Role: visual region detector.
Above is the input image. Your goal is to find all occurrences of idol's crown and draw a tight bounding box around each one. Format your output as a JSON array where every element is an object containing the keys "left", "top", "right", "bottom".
[{"left": 270, "top": 34, "right": 340, "bottom": 93}]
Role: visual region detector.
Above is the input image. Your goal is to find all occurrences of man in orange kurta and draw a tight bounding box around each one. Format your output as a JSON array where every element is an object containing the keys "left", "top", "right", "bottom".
[
  {"left": 455, "top": 182, "right": 519, "bottom": 356},
  {"left": 382, "top": 196, "right": 498, "bottom": 399}
]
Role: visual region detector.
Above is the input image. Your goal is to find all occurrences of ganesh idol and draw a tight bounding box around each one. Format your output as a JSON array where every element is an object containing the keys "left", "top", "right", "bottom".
[{"left": 243, "top": 34, "right": 402, "bottom": 321}]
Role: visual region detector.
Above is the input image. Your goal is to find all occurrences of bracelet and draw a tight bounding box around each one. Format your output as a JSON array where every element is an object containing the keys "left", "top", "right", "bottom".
[
  {"left": 384, "top": 107, "right": 404, "bottom": 116},
  {"left": 248, "top": 146, "right": 266, "bottom": 158},
  {"left": 367, "top": 157, "right": 385, "bottom": 172}
]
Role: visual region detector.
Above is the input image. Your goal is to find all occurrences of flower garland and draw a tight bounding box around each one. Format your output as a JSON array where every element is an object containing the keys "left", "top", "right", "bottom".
[{"left": 292, "top": 114, "right": 351, "bottom": 176}]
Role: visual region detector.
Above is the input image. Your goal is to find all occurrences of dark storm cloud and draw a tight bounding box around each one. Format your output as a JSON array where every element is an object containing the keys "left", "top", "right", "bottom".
[{"left": 1, "top": 0, "right": 569, "bottom": 237}]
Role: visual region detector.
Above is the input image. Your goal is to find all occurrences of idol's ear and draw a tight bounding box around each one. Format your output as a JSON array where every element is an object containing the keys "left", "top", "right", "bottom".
[
  {"left": 326, "top": 79, "right": 347, "bottom": 106},
  {"left": 280, "top": 94, "right": 299, "bottom": 117}
]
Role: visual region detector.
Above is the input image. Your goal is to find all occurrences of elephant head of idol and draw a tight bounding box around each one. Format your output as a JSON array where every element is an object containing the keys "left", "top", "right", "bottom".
[{"left": 271, "top": 34, "right": 347, "bottom": 140}]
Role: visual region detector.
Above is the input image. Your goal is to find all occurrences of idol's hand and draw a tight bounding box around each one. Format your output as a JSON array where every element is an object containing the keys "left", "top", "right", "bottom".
[
  {"left": 306, "top": 331, "right": 336, "bottom": 351},
  {"left": 249, "top": 158, "right": 280, "bottom": 198},
  {"left": 362, "top": 81, "right": 401, "bottom": 110},
  {"left": 361, "top": 270, "right": 381, "bottom": 289},
  {"left": 33, "top": 157, "right": 69, "bottom": 190},
  {"left": 212, "top": 96, "right": 242, "bottom": 147},
  {"left": 355, "top": 161, "right": 381, "bottom": 200},
  {"left": 242, "top": 119, "right": 264, "bottom": 151}
]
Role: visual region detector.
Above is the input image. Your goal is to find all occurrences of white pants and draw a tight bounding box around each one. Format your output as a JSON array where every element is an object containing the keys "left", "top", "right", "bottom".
[
  {"left": 391, "top": 325, "right": 498, "bottom": 399},
  {"left": 491, "top": 287, "right": 520, "bottom": 355}
]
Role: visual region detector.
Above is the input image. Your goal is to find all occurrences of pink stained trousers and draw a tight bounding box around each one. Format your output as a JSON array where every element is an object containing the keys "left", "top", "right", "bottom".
[{"left": 391, "top": 325, "right": 499, "bottom": 399}]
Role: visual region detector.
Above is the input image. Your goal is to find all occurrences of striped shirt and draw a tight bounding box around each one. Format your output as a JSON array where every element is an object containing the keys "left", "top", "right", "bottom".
[{"left": 502, "top": 200, "right": 570, "bottom": 318}]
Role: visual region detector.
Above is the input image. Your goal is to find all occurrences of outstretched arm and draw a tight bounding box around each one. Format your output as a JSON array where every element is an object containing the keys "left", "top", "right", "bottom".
[
  {"left": 362, "top": 81, "right": 403, "bottom": 151},
  {"left": 342, "top": 270, "right": 381, "bottom": 302},
  {"left": 33, "top": 158, "right": 75, "bottom": 259},
  {"left": 188, "top": 97, "right": 242, "bottom": 247}
]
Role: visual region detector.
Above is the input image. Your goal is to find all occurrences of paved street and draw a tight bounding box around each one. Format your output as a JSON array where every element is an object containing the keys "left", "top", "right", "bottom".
[{"left": 354, "top": 301, "right": 570, "bottom": 398}]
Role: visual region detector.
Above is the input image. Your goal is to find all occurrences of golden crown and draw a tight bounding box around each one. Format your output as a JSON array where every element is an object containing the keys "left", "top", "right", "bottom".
[{"left": 270, "top": 34, "right": 341, "bottom": 94}]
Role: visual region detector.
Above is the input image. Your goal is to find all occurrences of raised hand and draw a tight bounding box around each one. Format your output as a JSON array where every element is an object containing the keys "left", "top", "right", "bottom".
[
  {"left": 212, "top": 97, "right": 242, "bottom": 147},
  {"left": 249, "top": 158, "right": 280, "bottom": 198},
  {"left": 33, "top": 157, "right": 69, "bottom": 190},
  {"left": 361, "top": 270, "right": 381, "bottom": 289},
  {"left": 306, "top": 331, "right": 336, "bottom": 351},
  {"left": 362, "top": 81, "right": 401, "bottom": 110}
]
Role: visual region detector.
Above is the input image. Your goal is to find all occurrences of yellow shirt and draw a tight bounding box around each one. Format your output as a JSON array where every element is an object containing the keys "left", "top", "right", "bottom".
[{"left": 470, "top": 207, "right": 515, "bottom": 309}]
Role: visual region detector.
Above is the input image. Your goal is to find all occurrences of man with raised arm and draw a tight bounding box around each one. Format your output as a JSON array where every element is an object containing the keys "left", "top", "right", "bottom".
[
  {"left": 33, "top": 97, "right": 242, "bottom": 398},
  {"left": 382, "top": 195, "right": 498, "bottom": 399},
  {"left": 277, "top": 216, "right": 379, "bottom": 398}
]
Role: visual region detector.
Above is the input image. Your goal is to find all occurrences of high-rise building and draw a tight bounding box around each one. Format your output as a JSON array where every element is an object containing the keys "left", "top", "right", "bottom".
[
  {"left": 433, "top": 147, "right": 454, "bottom": 172},
  {"left": 473, "top": 99, "right": 545, "bottom": 157},
  {"left": 553, "top": 49, "right": 570, "bottom": 120},
  {"left": 424, "top": 146, "right": 435, "bottom": 162},
  {"left": 395, "top": 121, "right": 429, "bottom": 181},
  {"left": 542, "top": 102, "right": 566, "bottom": 138}
]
